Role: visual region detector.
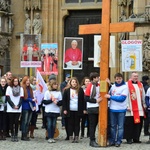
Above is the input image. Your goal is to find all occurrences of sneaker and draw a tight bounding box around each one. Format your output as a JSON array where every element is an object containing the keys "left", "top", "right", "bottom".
[
  {"left": 115, "top": 143, "right": 120, "bottom": 147},
  {"left": 48, "top": 139, "right": 53, "bottom": 143},
  {"left": 80, "top": 135, "right": 84, "bottom": 139},
  {"left": 108, "top": 142, "right": 115, "bottom": 146},
  {"left": 52, "top": 139, "right": 56, "bottom": 143},
  {"left": 62, "top": 126, "right": 65, "bottom": 130}
]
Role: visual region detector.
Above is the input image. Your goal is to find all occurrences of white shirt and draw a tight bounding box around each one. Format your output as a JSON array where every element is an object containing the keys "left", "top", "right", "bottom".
[
  {"left": 109, "top": 84, "right": 128, "bottom": 111},
  {"left": 6, "top": 86, "right": 24, "bottom": 113},
  {"left": 126, "top": 82, "right": 145, "bottom": 116},
  {"left": 70, "top": 89, "right": 78, "bottom": 111},
  {"left": 44, "top": 90, "right": 62, "bottom": 113},
  {"left": 87, "top": 85, "right": 99, "bottom": 108}
]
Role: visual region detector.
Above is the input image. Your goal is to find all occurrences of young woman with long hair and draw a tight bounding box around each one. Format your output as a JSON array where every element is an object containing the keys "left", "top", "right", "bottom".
[
  {"left": 63, "top": 77, "right": 86, "bottom": 143},
  {"left": 43, "top": 80, "right": 62, "bottom": 143},
  {"left": 21, "top": 76, "right": 36, "bottom": 141},
  {"left": 29, "top": 76, "right": 38, "bottom": 138},
  {"left": 80, "top": 77, "right": 90, "bottom": 139},
  {"left": 6, "top": 77, "right": 23, "bottom": 142}
]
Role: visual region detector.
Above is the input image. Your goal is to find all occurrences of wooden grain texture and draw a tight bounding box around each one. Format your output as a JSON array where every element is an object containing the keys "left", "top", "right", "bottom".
[
  {"left": 98, "top": 0, "right": 110, "bottom": 147},
  {"left": 79, "top": 22, "right": 135, "bottom": 34}
]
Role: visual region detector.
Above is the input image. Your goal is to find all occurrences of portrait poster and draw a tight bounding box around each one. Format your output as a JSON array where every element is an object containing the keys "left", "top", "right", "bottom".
[
  {"left": 20, "top": 34, "right": 41, "bottom": 67},
  {"left": 94, "top": 35, "right": 116, "bottom": 68},
  {"left": 37, "top": 43, "right": 58, "bottom": 75},
  {"left": 121, "top": 40, "right": 142, "bottom": 72},
  {"left": 63, "top": 37, "right": 83, "bottom": 70}
]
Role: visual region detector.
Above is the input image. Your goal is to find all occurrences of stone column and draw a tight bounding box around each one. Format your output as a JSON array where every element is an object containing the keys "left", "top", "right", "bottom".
[
  {"left": 133, "top": 0, "right": 146, "bottom": 15},
  {"left": 0, "top": 14, "right": 2, "bottom": 32},
  {"left": 110, "top": 0, "right": 120, "bottom": 82},
  {"left": 8, "top": 17, "right": 12, "bottom": 33}
]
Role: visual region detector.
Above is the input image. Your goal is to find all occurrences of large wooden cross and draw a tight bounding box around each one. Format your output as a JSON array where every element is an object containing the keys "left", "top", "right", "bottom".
[{"left": 79, "top": 0, "right": 135, "bottom": 147}]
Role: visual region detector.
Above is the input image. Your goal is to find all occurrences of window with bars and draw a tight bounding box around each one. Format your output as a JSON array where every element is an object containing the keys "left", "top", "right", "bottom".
[{"left": 65, "top": 0, "right": 102, "bottom": 3}]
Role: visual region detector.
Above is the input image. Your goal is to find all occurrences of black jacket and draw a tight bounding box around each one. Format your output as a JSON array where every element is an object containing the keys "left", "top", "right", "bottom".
[{"left": 62, "top": 87, "right": 86, "bottom": 117}]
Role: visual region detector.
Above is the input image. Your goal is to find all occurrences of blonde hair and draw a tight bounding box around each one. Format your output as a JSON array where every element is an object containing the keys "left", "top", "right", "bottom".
[{"left": 48, "top": 80, "right": 59, "bottom": 91}]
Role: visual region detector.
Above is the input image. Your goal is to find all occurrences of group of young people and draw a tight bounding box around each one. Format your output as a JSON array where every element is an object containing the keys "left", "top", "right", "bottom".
[
  {"left": 106, "top": 72, "right": 150, "bottom": 147},
  {"left": 0, "top": 72, "right": 38, "bottom": 142},
  {"left": 0, "top": 71, "right": 150, "bottom": 148},
  {"left": 59, "top": 71, "right": 150, "bottom": 147}
]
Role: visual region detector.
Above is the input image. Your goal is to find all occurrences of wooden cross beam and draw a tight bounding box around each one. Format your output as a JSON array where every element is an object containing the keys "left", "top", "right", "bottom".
[{"left": 79, "top": 0, "right": 135, "bottom": 147}]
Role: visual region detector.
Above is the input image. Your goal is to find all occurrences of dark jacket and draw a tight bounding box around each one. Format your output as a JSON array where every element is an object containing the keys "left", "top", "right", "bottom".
[
  {"left": 62, "top": 87, "right": 86, "bottom": 117},
  {"left": 141, "top": 81, "right": 149, "bottom": 93}
]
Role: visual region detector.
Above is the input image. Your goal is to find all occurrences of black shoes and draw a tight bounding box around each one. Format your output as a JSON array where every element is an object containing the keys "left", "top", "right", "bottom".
[
  {"left": 144, "top": 132, "right": 150, "bottom": 136},
  {"left": 133, "top": 139, "right": 142, "bottom": 143},
  {"left": 127, "top": 139, "right": 132, "bottom": 144},
  {"left": 109, "top": 143, "right": 115, "bottom": 146},
  {"left": 65, "top": 136, "right": 69, "bottom": 140},
  {"left": 21, "top": 133, "right": 30, "bottom": 141},
  {"left": 80, "top": 135, "right": 84, "bottom": 139},
  {"left": 127, "top": 139, "right": 142, "bottom": 144},
  {"left": 90, "top": 140, "right": 100, "bottom": 147}
]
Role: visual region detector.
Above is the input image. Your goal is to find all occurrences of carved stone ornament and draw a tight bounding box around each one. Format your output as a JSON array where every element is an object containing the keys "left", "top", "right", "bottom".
[
  {"left": 0, "top": 35, "right": 11, "bottom": 49},
  {"left": 0, "top": 0, "right": 10, "bottom": 12},
  {"left": 24, "top": 0, "right": 41, "bottom": 10},
  {"left": 32, "top": 0, "right": 41, "bottom": 10},
  {"left": 143, "top": 33, "right": 150, "bottom": 71},
  {"left": 118, "top": 0, "right": 127, "bottom": 6}
]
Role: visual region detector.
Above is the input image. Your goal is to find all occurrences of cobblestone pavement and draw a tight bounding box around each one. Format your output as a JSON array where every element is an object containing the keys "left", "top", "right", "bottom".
[{"left": 1, "top": 118, "right": 150, "bottom": 150}]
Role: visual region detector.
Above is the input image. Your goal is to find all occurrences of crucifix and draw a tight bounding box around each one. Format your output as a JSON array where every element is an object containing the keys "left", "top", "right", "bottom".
[{"left": 79, "top": 0, "right": 135, "bottom": 147}]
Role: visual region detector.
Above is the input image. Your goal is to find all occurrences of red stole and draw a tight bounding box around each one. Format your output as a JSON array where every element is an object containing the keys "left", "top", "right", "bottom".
[{"left": 128, "top": 80, "right": 143, "bottom": 124}]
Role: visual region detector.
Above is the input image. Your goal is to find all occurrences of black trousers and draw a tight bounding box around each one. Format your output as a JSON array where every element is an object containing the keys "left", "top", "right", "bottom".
[
  {"left": 30, "top": 111, "right": 38, "bottom": 126},
  {"left": 88, "top": 113, "right": 98, "bottom": 141},
  {"left": 0, "top": 111, "right": 7, "bottom": 131},
  {"left": 144, "top": 111, "right": 149, "bottom": 134},
  {"left": 81, "top": 114, "right": 89, "bottom": 136},
  {"left": 64, "top": 117, "right": 69, "bottom": 138},
  {"left": 67, "top": 111, "right": 80, "bottom": 137},
  {"left": 124, "top": 116, "right": 143, "bottom": 141},
  {"left": 8, "top": 113, "right": 20, "bottom": 135}
]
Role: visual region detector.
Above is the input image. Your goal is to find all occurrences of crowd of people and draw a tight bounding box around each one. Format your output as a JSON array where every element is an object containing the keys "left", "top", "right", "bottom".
[{"left": 0, "top": 71, "right": 150, "bottom": 148}]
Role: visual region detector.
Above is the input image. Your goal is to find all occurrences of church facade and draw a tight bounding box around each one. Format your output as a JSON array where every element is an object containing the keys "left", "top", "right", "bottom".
[{"left": 0, "top": 0, "right": 150, "bottom": 82}]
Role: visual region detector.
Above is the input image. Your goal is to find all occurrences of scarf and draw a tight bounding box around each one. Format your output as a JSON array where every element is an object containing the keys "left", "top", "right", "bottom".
[
  {"left": 12, "top": 85, "right": 20, "bottom": 97},
  {"left": 115, "top": 80, "right": 125, "bottom": 87},
  {"left": 90, "top": 81, "right": 97, "bottom": 99},
  {"left": 30, "top": 84, "right": 36, "bottom": 91},
  {"left": 128, "top": 80, "right": 143, "bottom": 124}
]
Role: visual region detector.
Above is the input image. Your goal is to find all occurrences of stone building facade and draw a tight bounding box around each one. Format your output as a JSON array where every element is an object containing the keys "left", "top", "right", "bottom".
[
  {"left": 1, "top": 0, "right": 150, "bottom": 82},
  {"left": 0, "top": 0, "right": 13, "bottom": 76}
]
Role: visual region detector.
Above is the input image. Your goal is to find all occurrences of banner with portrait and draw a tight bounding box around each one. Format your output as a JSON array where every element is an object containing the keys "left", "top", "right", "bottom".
[
  {"left": 37, "top": 43, "right": 58, "bottom": 75},
  {"left": 94, "top": 35, "right": 116, "bottom": 68},
  {"left": 63, "top": 37, "right": 83, "bottom": 70},
  {"left": 121, "top": 40, "right": 142, "bottom": 72},
  {"left": 20, "top": 34, "right": 41, "bottom": 67}
]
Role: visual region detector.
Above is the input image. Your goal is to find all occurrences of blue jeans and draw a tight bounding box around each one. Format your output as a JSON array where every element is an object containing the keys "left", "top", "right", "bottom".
[
  {"left": 21, "top": 110, "right": 33, "bottom": 134},
  {"left": 109, "top": 111, "right": 126, "bottom": 144},
  {"left": 47, "top": 116, "right": 57, "bottom": 139}
]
